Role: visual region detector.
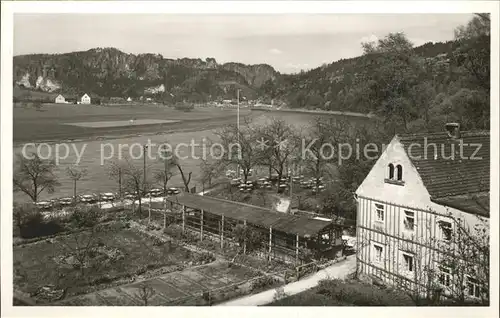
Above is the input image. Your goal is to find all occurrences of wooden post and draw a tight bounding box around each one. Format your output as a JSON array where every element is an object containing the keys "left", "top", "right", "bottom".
[
  {"left": 163, "top": 197, "right": 167, "bottom": 229},
  {"left": 148, "top": 195, "right": 152, "bottom": 223},
  {"left": 200, "top": 209, "right": 204, "bottom": 241},
  {"left": 220, "top": 215, "right": 225, "bottom": 249},
  {"left": 243, "top": 220, "right": 247, "bottom": 255},
  {"left": 268, "top": 227, "right": 273, "bottom": 261},
  {"left": 182, "top": 205, "right": 186, "bottom": 233},
  {"left": 296, "top": 233, "right": 300, "bottom": 264}
]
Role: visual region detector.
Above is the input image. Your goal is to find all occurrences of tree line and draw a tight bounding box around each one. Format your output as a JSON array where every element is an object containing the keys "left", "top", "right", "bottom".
[{"left": 260, "top": 14, "right": 490, "bottom": 135}]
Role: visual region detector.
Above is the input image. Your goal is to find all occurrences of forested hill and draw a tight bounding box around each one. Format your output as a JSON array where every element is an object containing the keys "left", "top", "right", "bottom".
[
  {"left": 259, "top": 29, "right": 489, "bottom": 134},
  {"left": 13, "top": 47, "right": 278, "bottom": 102},
  {"left": 13, "top": 15, "right": 490, "bottom": 134}
]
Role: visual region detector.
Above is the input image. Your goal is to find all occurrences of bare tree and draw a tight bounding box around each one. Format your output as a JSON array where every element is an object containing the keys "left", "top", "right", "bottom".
[
  {"left": 13, "top": 153, "right": 60, "bottom": 202},
  {"left": 58, "top": 219, "right": 101, "bottom": 277},
  {"left": 382, "top": 209, "right": 490, "bottom": 306},
  {"left": 256, "top": 118, "right": 301, "bottom": 192},
  {"left": 156, "top": 140, "right": 193, "bottom": 192},
  {"left": 155, "top": 144, "right": 177, "bottom": 195},
  {"left": 108, "top": 160, "right": 127, "bottom": 198},
  {"left": 122, "top": 157, "right": 149, "bottom": 216},
  {"left": 200, "top": 156, "right": 223, "bottom": 190},
  {"left": 136, "top": 284, "right": 156, "bottom": 306},
  {"left": 66, "top": 166, "right": 88, "bottom": 202},
  {"left": 430, "top": 214, "right": 489, "bottom": 305},
  {"left": 215, "top": 118, "right": 260, "bottom": 183}
]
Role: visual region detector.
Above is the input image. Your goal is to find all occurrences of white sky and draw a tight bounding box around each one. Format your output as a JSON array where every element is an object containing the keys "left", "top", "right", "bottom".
[{"left": 14, "top": 14, "right": 474, "bottom": 73}]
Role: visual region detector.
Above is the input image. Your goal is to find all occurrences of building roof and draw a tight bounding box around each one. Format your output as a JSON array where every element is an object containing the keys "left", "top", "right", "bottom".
[
  {"left": 431, "top": 192, "right": 489, "bottom": 217},
  {"left": 165, "top": 193, "right": 334, "bottom": 237},
  {"left": 399, "top": 130, "right": 490, "bottom": 217}
]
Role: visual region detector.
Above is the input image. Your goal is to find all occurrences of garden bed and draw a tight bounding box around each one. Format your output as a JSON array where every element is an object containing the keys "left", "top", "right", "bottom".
[{"left": 13, "top": 221, "right": 204, "bottom": 302}]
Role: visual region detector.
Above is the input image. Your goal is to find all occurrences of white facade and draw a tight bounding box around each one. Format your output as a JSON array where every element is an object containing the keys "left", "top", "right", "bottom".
[
  {"left": 55, "top": 94, "right": 65, "bottom": 104},
  {"left": 80, "top": 93, "right": 91, "bottom": 104},
  {"left": 355, "top": 135, "right": 488, "bottom": 299}
]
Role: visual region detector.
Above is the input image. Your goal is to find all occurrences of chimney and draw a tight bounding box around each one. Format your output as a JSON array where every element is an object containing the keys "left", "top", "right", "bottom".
[{"left": 445, "top": 123, "right": 461, "bottom": 139}]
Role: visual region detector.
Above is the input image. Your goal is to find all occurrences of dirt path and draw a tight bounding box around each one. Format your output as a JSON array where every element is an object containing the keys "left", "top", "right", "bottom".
[{"left": 217, "top": 255, "right": 356, "bottom": 306}]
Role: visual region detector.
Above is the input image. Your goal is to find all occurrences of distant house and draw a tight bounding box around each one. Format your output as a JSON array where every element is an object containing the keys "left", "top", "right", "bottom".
[
  {"left": 127, "top": 97, "right": 132, "bottom": 102},
  {"left": 55, "top": 94, "right": 66, "bottom": 104},
  {"left": 80, "top": 93, "right": 91, "bottom": 105}
]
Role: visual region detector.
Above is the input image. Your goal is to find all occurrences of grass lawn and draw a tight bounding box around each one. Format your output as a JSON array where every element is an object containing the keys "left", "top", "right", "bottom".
[
  {"left": 13, "top": 222, "right": 194, "bottom": 299},
  {"left": 268, "top": 278, "right": 416, "bottom": 306},
  {"left": 13, "top": 103, "right": 245, "bottom": 143}
]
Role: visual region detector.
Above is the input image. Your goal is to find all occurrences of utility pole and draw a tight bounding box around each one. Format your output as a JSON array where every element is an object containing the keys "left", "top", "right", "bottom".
[
  {"left": 236, "top": 88, "right": 241, "bottom": 178},
  {"left": 289, "top": 161, "right": 293, "bottom": 200},
  {"left": 143, "top": 144, "right": 148, "bottom": 195}
]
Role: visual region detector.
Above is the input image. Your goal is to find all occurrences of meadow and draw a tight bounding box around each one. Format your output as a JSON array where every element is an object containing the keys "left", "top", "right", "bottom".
[
  {"left": 13, "top": 103, "right": 241, "bottom": 143},
  {"left": 13, "top": 104, "right": 373, "bottom": 203}
]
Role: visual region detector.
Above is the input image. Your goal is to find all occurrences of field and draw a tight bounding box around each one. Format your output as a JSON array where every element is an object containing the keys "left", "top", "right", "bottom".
[
  {"left": 13, "top": 104, "right": 373, "bottom": 203},
  {"left": 13, "top": 223, "right": 195, "bottom": 299},
  {"left": 56, "top": 260, "right": 261, "bottom": 306},
  {"left": 13, "top": 103, "right": 243, "bottom": 143}
]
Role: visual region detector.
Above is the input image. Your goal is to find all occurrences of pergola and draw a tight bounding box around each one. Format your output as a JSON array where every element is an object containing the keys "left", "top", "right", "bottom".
[{"left": 163, "top": 193, "right": 343, "bottom": 264}]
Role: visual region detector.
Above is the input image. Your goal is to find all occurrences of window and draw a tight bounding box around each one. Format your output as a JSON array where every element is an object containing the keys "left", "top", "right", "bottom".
[
  {"left": 438, "top": 265, "right": 452, "bottom": 287},
  {"left": 402, "top": 253, "right": 414, "bottom": 272},
  {"left": 439, "top": 221, "right": 453, "bottom": 241},
  {"left": 375, "top": 204, "right": 384, "bottom": 222},
  {"left": 373, "top": 243, "right": 384, "bottom": 263},
  {"left": 396, "top": 164, "right": 403, "bottom": 181},
  {"left": 466, "top": 276, "right": 481, "bottom": 298},
  {"left": 388, "top": 164, "right": 394, "bottom": 179},
  {"left": 404, "top": 210, "right": 415, "bottom": 231}
]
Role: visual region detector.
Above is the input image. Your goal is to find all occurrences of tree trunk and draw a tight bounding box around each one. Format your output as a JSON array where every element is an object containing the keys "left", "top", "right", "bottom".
[
  {"left": 118, "top": 172, "right": 122, "bottom": 198},
  {"left": 73, "top": 180, "right": 77, "bottom": 201},
  {"left": 177, "top": 165, "right": 192, "bottom": 192},
  {"left": 33, "top": 184, "right": 38, "bottom": 203}
]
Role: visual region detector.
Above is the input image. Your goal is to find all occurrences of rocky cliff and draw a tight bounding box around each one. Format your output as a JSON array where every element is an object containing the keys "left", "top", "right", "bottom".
[{"left": 13, "top": 47, "right": 279, "bottom": 101}]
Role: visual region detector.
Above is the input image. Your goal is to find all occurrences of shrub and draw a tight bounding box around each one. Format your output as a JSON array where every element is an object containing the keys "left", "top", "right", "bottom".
[
  {"left": 195, "top": 252, "right": 215, "bottom": 264},
  {"left": 174, "top": 103, "right": 194, "bottom": 112},
  {"left": 251, "top": 275, "right": 278, "bottom": 291},
  {"left": 164, "top": 225, "right": 183, "bottom": 238},
  {"left": 273, "top": 286, "right": 287, "bottom": 302},
  {"left": 152, "top": 237, "right": 166, "bottom": 246},
  {"left": 316, "top": 279, "right": 414, "bottom": 306},
  {"left": 69, "top": 206, "right": 102, "bottom": 228},
  {"left": 14, "top": 204, "right": 65, "bottom": 238},
  {"left": 199, "top": 240, "right": 218, "bottom": 251}
]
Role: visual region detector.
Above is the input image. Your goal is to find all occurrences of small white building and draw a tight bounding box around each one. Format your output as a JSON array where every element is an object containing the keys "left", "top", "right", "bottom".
[
  {"left": 127, "top": 97, "right": 132, "bottom": 102},
  {"left": 55, "top": 94, "right": 66, "bottom": 104},
  {"left": 80, "top": 93, "right": 91, "bottom": 105}
]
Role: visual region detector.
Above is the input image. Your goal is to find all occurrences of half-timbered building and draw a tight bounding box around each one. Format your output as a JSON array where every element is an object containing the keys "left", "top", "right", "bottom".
[{"left": 355, "top": 123, "right": 490, "bottom": 300}]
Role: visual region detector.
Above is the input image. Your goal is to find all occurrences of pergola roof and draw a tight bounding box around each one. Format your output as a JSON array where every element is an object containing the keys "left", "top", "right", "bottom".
[{"left": 166, "top": 193, "right": 333, "bottom": 237}]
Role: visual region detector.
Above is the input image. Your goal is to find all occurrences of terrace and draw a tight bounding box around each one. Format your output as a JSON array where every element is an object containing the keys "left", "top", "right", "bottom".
[{"left": 162, "top": 193, "right": 345, "bottom": 264}]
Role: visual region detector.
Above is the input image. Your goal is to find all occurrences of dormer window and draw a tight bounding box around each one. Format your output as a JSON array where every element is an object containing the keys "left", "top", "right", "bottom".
[
  {"left": 385, "top": 163, "right": 405, "bottom": 185},
  {"left": 388, "top": 164, "right": 394, "bottom": 179},
  {"left": 396, "top": 164, "right": 403, "bottom": 181}
]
